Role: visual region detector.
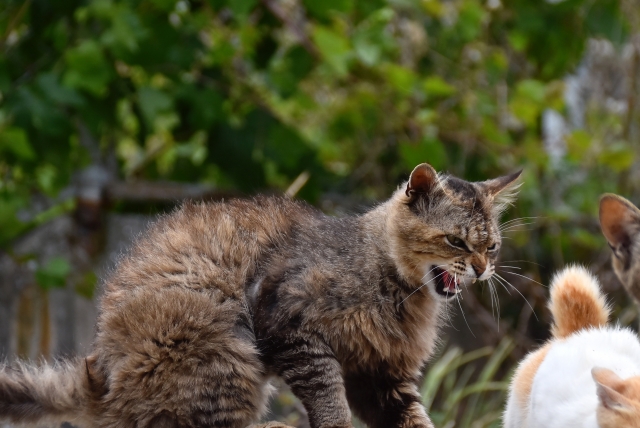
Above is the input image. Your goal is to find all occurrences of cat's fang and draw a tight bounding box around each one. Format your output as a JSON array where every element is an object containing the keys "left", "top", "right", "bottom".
[{"left": 444, "top": 284, "right": 460, "bottom": 294}]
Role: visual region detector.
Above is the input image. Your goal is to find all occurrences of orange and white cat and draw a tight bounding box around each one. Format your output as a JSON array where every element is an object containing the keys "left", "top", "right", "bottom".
[{"left": 503, "top": 265, "right": 640, "bottom": 427}]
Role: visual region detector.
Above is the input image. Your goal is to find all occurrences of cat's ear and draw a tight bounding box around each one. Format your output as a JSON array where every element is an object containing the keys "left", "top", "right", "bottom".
[
  {"left": 482, "top": 170, "right": 523, "bottom": 197},
  {"left": 481, "top": 170, "right": 522, "bottom": 214},
  {"left": 599, "top": 194, "right": 640, "bottom": 250},
  {"left": 405, "top": 163, "right": 439, "bottom": 198},
  {"left": 592, "top": 367, "right": 629, "bottom": 410}
]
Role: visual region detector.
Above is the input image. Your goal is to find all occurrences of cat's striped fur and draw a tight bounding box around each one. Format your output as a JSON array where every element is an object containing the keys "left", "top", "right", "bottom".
[{"left": 0, "top": 163, "right": 520, "bottom": 428}]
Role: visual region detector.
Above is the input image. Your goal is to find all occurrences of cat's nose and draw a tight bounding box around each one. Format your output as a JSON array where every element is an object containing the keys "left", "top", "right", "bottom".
[{"left": 472, "top": 264, "right": 486, "bottom": 278}]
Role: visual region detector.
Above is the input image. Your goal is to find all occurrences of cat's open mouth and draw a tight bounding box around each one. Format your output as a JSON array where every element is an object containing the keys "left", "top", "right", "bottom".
[{"left": 432, "top": 266, "right": 462, "bottom": 298}]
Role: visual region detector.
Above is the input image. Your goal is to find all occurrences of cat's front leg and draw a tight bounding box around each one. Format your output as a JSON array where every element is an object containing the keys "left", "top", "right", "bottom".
[
  {"left": 269, "top": 334, "right": 353, "bottom": 428},
  {"left": 344, "top": 371, "right": 434, "bottom": 428}
]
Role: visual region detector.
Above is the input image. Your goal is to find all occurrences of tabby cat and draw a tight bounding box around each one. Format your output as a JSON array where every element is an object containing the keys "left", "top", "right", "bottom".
[
  {"left": 0, "top": 163, "right": 520, "bottom": 428},
  {"left": 503, "top": 194, "right": 640, "bottom": 428}
]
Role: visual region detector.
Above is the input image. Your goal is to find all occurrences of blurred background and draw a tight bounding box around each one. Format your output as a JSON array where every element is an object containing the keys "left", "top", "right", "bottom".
[{"left": 1, "top": 0, "right": 640, "bottom": 426}]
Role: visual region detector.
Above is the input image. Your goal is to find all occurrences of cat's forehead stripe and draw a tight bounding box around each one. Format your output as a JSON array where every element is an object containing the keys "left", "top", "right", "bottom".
[{"left": 445, "top": 177, "right": 478, "bottom": 200}]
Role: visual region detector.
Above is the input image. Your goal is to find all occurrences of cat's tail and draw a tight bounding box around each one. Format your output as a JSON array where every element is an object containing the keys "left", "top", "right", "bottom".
[
  {"left": 0, "top": 357, "right": 96, "bottom": 425},
  {"left": 549, "top": 265, "right": 610, "bottom": 339}
]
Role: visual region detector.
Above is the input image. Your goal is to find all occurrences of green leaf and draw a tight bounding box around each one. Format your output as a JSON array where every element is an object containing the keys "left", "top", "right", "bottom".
[
  {"left": 0, "top": 127, "right": 35, "bottom": 160},
  {"left": 0, "top": 194, "right": 29, "bottom": 247},
  {"left": 599, "top": 143, "right": 634, "bottom": 172},
  {"left": 565, "top": 130, "right": 591, "bottom": 162},
  {"left": 303, "top": 0, "right": 354, "bottom": 19},
  {"left": 399, "top": 138, "right": 447, "bottom": 171},
  {"left": 76, "top": 272, "right": 98, "bottom": 299},
  {"left": 353, "top": 8, "right": 396, "bottom": 66},
  {"left": 481, "top": 120, "right": 510, "bottom": 146},
  {"left": 508, "top": 30, "right": 528, "bottom": 52},
  {"left": 456, "top": 0, "right": 486, "bottom": 42},
  {"left": 516, "top": 79, "right": 546, "bottom": 104},
  {"left": 35, "top": 257, "right": 71, "bottom": 290},
  {"left": 62, "top": 40, "right": 112, "bottom": 97},
  {"left": 421, "top": 0, "right": 444, "bottom": 17},
  {"left": 36, "top": 73, "right": 84, "bottom": 106},
  {"left": 226, "top": 0, "right": 258, "bottom": 18},
  {"left": 311, "top": 25, "right": 351, "bottom": 77},
  {"left": 385, "top": 64, "right": 417, "bottom": 96},
  {"left": 138, "top": 86, "right": 174, "bottom": 128},
  {"left": 149, "top": 0, "right": 177, "bottom": 12},
  {"left": 36, "top": 164, "right": 58, "bottom": 196},
  {"left": 423, "top": 76, "right": 457, "bottom": 97},
  {"left": 99, "top": 3, "right": 148, "bottom": 55}
]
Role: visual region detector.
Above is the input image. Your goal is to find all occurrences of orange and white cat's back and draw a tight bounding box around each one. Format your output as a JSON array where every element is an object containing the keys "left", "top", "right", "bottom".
[{"left": 503, "top": 265, "right": 640, "bottom": 428}]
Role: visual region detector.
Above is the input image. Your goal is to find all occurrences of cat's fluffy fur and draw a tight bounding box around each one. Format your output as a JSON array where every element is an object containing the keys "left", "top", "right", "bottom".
[
  {"left": 503, "top": 265, "right": 640, "bottom": 428},
  {"left": 0, "top": 163, "right": 519, "bottom": 428}
]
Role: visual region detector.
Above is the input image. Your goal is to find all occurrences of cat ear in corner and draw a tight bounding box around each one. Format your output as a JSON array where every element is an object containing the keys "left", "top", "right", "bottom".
[
  {"left": 405, "top": 163, "right": 439, "bottom": 197},
  {"left": 599, "top": 194, "right": 640, "bottom": 249},
  {"left": 482, "top": 170, "right": 523, "bottom": 197},
  {"left": 592, "top": 367, "right": 628, "bottom": 410}
]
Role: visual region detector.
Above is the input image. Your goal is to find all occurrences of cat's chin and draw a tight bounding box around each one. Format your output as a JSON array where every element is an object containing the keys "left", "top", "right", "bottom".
[{"left": 429, "top": 266, "right": 462, "bottom": 300}]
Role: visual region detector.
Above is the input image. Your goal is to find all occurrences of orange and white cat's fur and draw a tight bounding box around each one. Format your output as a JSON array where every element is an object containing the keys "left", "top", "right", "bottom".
[{"left": 503, "top": 265, "right": 640, "bottom": 428}]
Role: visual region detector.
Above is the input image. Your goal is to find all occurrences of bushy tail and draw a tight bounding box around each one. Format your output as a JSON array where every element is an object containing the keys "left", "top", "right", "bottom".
[
  {"left": 549, "top": 265, "right": 610, "bottom": 339},
  {"left": 0, "top": 358, "right": 91, "bottom": 425}
]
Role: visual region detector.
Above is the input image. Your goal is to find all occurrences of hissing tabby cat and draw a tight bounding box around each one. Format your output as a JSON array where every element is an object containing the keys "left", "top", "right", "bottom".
[
  {"left": 0, "top": 163, "right": 520, "bottom": 428},
  {"left": 503, "top": 194, "right": 640, "bottom": 428}
]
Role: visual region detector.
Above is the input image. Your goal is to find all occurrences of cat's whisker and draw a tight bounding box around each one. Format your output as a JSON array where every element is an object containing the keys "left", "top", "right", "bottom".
[
  {"left": 497, "top": 265, "right": 522, "bottom": 270},
  {"left": 501, "top": 229, "right": 535, "bottom": 235},
  {"left": 455, "top": 288, "right": 476, "bottom": 338},
  {"left": 401, "top": 269, "right": 447, "bottom": 305},
  {"left": 500, "top": 226, "right": 535, "bottom": 234},
  {"left": 499, "top": 224, "right": 535, "bottom": 233},
  {"left": 486, "top": 278, "right": 497, "bottom": 324},
  {"left": 499, "top": 218, "right": 535, "bottom": 229},
  {"left": 494, "top": 282, "right": 502, "bottom": 329},
  {"left": 444, "top": 288, "right": 458, "bottom": 331},
  {"left": 499, "top": 216, "right": 539, "bottom": 228},
  {"left": 493, "top": 273, "right": 539, "bottom": 321},
  {"left": 441, "top": 273, "right": 458, "bottom": 330},
  {"left": 499, "top": 259, "right": 545, "bottom": 268},
  {"left": 493, "top": 274, "right": 512, "bottom": 296},
  {"left": 462, "top": 276, "right": 470, "bottom": 292},
  {"left": 501, "top": 216, "right": 538, "bottom": 224},
  {"left": 412, "top": 261, "right": 443, "bottom": 281},
  {"left": 420, "top": 264, "right": 447, "bottom": 281},
  {"left": 498, "top": 270, "right": 547, "bottom": 288},
  {"left": 500, "top": 220, "right": 534, "bottom": 226},
  {"left": 489, "top": 278, "right": 501, "bottom": 327},
  {"left": 499, "top": 221, "right": 535, "bottom": 230}
]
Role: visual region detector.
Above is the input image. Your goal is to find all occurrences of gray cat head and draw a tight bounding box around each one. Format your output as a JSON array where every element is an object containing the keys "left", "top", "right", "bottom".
[{"left": 387, "top": 163, "right": 521, "bottom": 301}]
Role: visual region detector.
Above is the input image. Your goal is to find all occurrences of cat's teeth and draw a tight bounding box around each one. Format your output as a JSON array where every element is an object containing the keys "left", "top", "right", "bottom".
[
  {"left": 471, "top": 279, "right": 477, "bottom": 284},
  {"left": 445, "top": 284, "right": 462, "bottom": 294}
]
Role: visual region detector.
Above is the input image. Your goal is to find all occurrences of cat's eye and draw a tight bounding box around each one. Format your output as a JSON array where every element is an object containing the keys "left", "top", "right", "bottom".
[
  {"left": 487, "top": 243, "right": 498, "bottom": 252},
  {"left": 445, "top": 235, "right": 468, "bottom": 251}
]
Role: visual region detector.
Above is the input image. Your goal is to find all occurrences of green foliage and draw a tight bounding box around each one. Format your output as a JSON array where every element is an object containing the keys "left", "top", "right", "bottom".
[
  {"left": 1, "top": 0, "right": 636, "bottom": 230},
  {"left": 423, "top": 338, "right": 514, "bottom": 428}
]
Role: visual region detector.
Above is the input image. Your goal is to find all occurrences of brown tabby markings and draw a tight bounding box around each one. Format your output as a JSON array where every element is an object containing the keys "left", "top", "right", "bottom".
[{"left": 0, "top": 164, "right": 519, "bottom": 428}]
